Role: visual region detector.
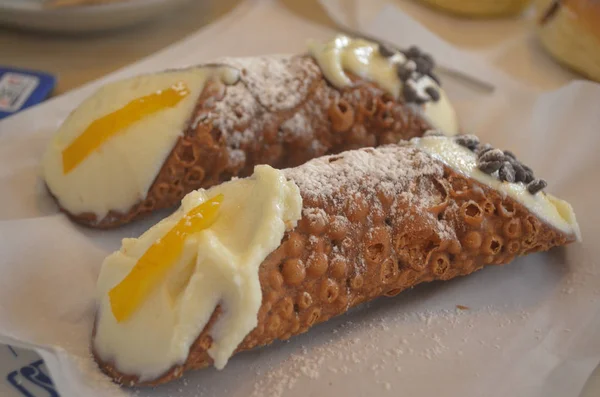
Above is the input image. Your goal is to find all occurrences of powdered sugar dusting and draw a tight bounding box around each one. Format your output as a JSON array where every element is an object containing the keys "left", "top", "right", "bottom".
[
  {"left": 303, "top": 207, "right": 328, "bottom": 225},
  {"left": 280, "top": 91, "right": 330, "bottom": 143},
  {"left": 286, "top": 145, "right": 441, "bottom": 203},
  {"left": 281, "top": 112, "right": 310, "bottom": 139},
  {"left": 282, "top": 144, "right": 457, "bottom": 282},
  {"left": 249, "top": 303, "right": 533, "bottom": 397},
  {"left": 205, "top": 55, "right": 321, "bottom": 150},
  {"left": 251, "top": 346, "right": 325, "bottom": 397},
  {"left": 211, "top": 82, "right": 260, "bottom": 149},
  {"left": 228, "top": 149, "right": 246, "bottom": 168},
  {"left": 284, "top": 145, "right": 454, "bottom": 243},
  {"left": 214, "top": 83, "right": 255, "bottom": 133},
  {"left": 220, "top": 55, "right": 318, "bottom": 111}
]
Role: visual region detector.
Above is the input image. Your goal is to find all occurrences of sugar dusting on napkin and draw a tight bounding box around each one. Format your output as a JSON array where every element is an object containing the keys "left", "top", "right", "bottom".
[{"left": 0, "top": 1, "right": 599, "bottom": 397}]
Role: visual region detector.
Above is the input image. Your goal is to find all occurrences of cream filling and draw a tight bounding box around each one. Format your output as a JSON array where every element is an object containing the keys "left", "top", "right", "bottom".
[
  {"left": 42, "top": 66, "right": 240, "bottom": 220},
  {"left": 535, "top": 0, "right": 600, "bottom": 82},
  {"left": 411, "top": 136, "right": 581, "bottom": 240},
  {"left": 94, "top": 165, "right": 302, "bottom": 380},
  {"left": 308, "top": 35, "right": 459, "bottom": 135}
]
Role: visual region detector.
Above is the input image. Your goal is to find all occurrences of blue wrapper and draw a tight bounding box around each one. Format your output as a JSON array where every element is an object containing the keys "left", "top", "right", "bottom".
[{"left": 0, "top": 67, "right": 56, "bottom": 120}]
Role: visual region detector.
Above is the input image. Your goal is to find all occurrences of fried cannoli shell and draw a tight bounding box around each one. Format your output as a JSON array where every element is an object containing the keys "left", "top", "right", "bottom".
[
  {"left": 95, "top": 144, "right": 576, "bottom": 386},
  {"left": 68, "top": 55, "right": 435, "bottom": 228}
]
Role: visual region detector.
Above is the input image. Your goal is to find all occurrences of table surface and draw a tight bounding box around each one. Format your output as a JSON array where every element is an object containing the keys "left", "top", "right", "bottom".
[
  {"left": 0, "top": 0, "right": 340, "bottom": 95},
  {"left": 0, "top": 0, "right": 594, "bottom": 396},
  {"left": 0, "top": 0, "right": 582, "bottom": 94}
]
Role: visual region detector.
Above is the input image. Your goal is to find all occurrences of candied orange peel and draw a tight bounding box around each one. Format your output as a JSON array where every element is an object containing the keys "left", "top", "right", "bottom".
[
  {"left": 109, "top": 193, "right": 224, "bottom": 323},
  {"left": 62, "top": 82, "right": 190, "bottom": 174}
]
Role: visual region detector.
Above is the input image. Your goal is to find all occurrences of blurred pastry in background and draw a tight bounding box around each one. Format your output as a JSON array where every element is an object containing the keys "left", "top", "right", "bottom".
[
  {"left": 415, "top": 0, "right": 533, "bottom": 17},
  {"left": 44, "top": 0, "right": 131, "bottom": 7},
  {"left": 535, "top": 0, "right": 600, "bottom": 82}
]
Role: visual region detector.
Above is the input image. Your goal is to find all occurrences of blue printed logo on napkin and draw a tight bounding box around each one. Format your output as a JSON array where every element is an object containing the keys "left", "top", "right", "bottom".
[{"left": 2, "top": 345, "right": 59, "bottom": 397}]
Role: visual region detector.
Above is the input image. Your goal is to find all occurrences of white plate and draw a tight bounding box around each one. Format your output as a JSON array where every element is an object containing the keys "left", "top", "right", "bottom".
[{"left": 0, "top": 0, "right": 195, "bottom": 33}]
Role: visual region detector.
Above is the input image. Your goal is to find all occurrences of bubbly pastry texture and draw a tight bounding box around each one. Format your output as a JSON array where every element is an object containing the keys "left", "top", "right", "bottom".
[
  {"left": 45, "top": 36, "right": 457, "bottom": 228},
  {"left": 411, "top": 136, "right": 581, "bottom": 240},
  {"left": 308, "top": 35, "right": 459, "bottom": 135},
  {"left": 94, "top": 166, "right": 302, "bottom": 380},
  {"left": 95, "top": 140, "right": 579, "bottom": 386},
  {"left": 42, "top": 66, "right": 240, "bottom": 219}
]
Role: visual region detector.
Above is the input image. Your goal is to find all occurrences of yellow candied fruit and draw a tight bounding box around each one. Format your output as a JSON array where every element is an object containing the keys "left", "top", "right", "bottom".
[
  {"left": 62, "top": 82, "right": 190, "bottom": 174},
  {"left": 109, "top": 194, "right": 224, "bottom": 323}
]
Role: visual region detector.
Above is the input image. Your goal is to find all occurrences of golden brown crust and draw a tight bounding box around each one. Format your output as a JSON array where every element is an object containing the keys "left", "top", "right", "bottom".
[
  {"left": 535, "top": 0, "right": 600, "bottom": 81},
  {"left": 538, "top": 0, "right": 600, "bottom": 36},
  {"left": 563, "top": 0, "right": 600, "bottom": 37},
  {"left": 94, "top": 147, "right": 576, "bottom": 386},
  {"left": 417, "top": 0, "right": 532, "bottom": 17},
  {"left": 63, "top": 55, "right": 431, "bottom": 228}
]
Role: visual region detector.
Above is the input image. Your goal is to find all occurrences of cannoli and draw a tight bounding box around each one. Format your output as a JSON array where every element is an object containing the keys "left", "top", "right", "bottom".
[
  {"left": 42, "top": 35, "right": 459, "bottom": 229},
  {"left": 417, "top": 0, "right": 532, "bottom": 17},
  {"left": 92, "top": 133, "right": 580, "bottom": 386},
  {"left": 535, "top": 0, "right": 600, "bottom": 82}
]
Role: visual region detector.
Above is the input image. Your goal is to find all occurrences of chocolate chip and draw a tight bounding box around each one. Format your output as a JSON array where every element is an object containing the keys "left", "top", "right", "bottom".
[
  {"left": 425, "top": 86, "right": 440, "bottom": 102},
  {"left": 527, "top": 179, "right": 547, "bottom": 195},
  {"left": 378, "top": 43, "right": 397, "bottom": 58},
  {"left": 512, "top": 162, "right": 527, "bottom": 183},
  {"left": 478, "top": 160, "right": 503, "bottom": 174},
  {"left": 402, "top": 84, "right": 418, "bottom": 103},
  {"left": 427, "top": 72, "right": 441, "bottom": 86},
  {"left": 402, "top": 84, "right": 425, "bottom": 104},
  {"left": 396, "top": 64, "right": 413, "bottom": 81},
  {"left": 504, "top": 155, "right": 524, "bottom": 170},
  {"left": 424, "top": 130, "right": 444, "bottom": 137},
  {"left": 405, "top": 46, "right": 421, "bottom": 58},
  {"left": 422, "top": 53, "right": 436, "bottom": 69},
  {"left": 477, "top": 143, "right": 493, "bottom": 156},
  {"left": 479, "top": 148, "right": 505, "bottom": 163},
  {"left": 522, "top": 164, "right": 535, "bottom": 183},
  {"left": 415, "top": 57, "right": 433, "bottom": 75},
  {"left": 404, "top": 60, "right": 417, "bottom": 72},
  {"left": 504, "top": 157, "right": 533, "bottom": 184},
  {"left": 504, "top": 155, "right": 518, "bottom": 165},
  {"left": 499, "top": 162, "right": 516, "bottom": 183},
  {"left": 466, "top": 142, "right": 546, "bottom": 189},
  {"left": 455, "top": 134, "right": 479, "bottom": 151}
]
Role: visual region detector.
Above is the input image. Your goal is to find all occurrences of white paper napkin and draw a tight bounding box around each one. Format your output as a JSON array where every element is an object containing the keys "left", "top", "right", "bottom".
[{"left": 0, "top": 1, "right": 599, "bottom": 396}]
